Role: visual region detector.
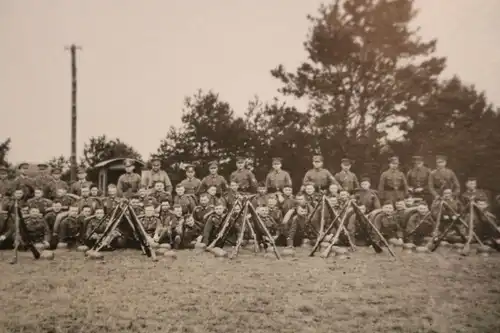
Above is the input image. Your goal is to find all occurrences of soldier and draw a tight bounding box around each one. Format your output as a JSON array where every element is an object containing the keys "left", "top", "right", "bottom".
[
  {"left": 149, "top": 182, "right": 169, "bottom": 205},
  {"left": 354, "top": 176, "right": 381, "bottom": 213},
  {"left": 265, "top": 157, "right": 292, "bottom": 193},
  {"left": 22, "top": 207, "right": 51, "bottom": 249},
  {"left": 223, "top": 180, "right": 241, "bottom": 209},
  {"left": 90, "top": 185, "right": 102, "bottom": 198},
  {"left": 70, "top": 167, "right": 93, "bottom": 196},
  {"left": 12, "top": 163, "right": 35, "bottom": 199},
  {"left": 173, "top": 184, "right": 196, "bottom": 215},
  {"left": 0, "top": 166, "right": 12, "bottom": 196},
  {"left": 337, "top": 190, "right": 351, "bottom": 207},
  {"left": 103, "top": 184, "right": 120, "bottom": 214},
  {"left": 27, "top": 186, "right": 53, "bottom": 215},
  {"left": 303, "top": 155, "right": 341, "bottom": 192},
  {"left": 303, "top": 182, "right": 321, "bottom": 207},
  {"left": 140, "top": 205, "right": 161, "bottom": 239},
  {"left": 155, "top": 204, "right": 184, "bottom": 248},
  {"left": 326, "top": 183, "right": 340, "bottom": 198},
  {"left": 431, "top": 188, "right": 463, "bottom": 242},
  {"left": 251, "top": 182, "right": 270, "bottom": 207},
  {"left": 429, "top": 155, "right": 460, "bottom": 199},
  {"left": 76, "top": 186, "right": 98, "bottom": 213},
  {"left": 44, "top": 200, "right": 63, "bottom": 234},
  {"left": 34, "top": 163, "right": 51, "bottom": 189},
  {"left": 256, "top": 205, "right": 281, "bottom": 241},
  {"left": 55, "top": 206, "right": 85, "bottom": 248},
  {"left": 178, "top": 164, "right": 201, "bottom": 196},
  {"left": 141, "top": 157, "right": 172, "bottom": 194},
  {"left": 117, "top": 159, "right": 142, "bottom": 198},
  {"left": 198, "top": 161, "right": 228, "bottom": 197},
  {"left": 345, "top": 204, "right": 368, "bottom": 245},
  {"left": 230, "top": 157, "right": 258, "bottom": 194},
  {"left": 393, "top": 199, "right": 408, "bottom": 231},
  {"left": 404, "top": 202, "right": 434, "bottom": 246},
  {"left": 130, "top": 196, "right": 145, "bottom": 216},
  {"left": 286, "top": 205, "right": 311, "bottom": 247},
  {"left": 201, "top": 201, "right": 226, "bottom": 245},
  {"left": 192, "top": 194, "right": 213, "bottom": 229},
  {"left": 406, "top": 156, "right": 431, "bottom": 204},
  {"left": 85, "top": 208, "right": 108, "bottom": 247},
  {"left": 334, "top": 158, "right": 359, "bottom": 193},
  {"left": 205, "top": 185, "right": 219, "bottom": 207},
  {"left": 372, "top": 201, "right": 403, "bottom": 245},
  {"left": 278, "top": 185, "right": 295, "bottom": 215},
  {"left": 267, "top": 196, "right": 283, "bottom": 224},
  {"left": 378, "top": 156, "right": 409, "bottom": 204},
  {"left": 54, "top": 188, "right": 76, "bottom": 211},
  {"left": 461, "top": 177, "right": 489, "bottom": 206},
  {"left": 45, "top": 167, "right": 70, "bottom": 200}
]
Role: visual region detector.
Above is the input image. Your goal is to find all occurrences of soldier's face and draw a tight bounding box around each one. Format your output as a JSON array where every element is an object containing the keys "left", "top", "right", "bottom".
[
  {"left": 476, "top": 201, "right": 488, "bottom": 211},
  {"left": 418, "top": 205, "right": 428, "bottom": 215},
  {"left": 69, "top": 208, "right": 78, "bottom": 217},
  {"left": 466, "top": 181, "right": 477, "bottom": 190},
  {"left": 230, "top": 182, "right": 239, "bottom": 191},
  {"left": 236, "top": 162, "right": 245, "bottom": 169},
  {"left": 161, "top": 202, "right": 170, "bottom": 211},
  {"left": 389, "top": 162, "right": 398, "bottom": 169},
  {"left": 174, "top": 208, "right": 182, "bottom": 217},
  {"left": 56, "top": 189, "right": 63, "bottom": 197},
  {"left": 305, "top": 186, "right": 314, "bottom": 195},
  {"left": 186, "top": 170, "right": 195, "bottom": 177},
  {"left": 215, "top": 206, "right": 224, "bottom": 215},
  {"left": 209, "top": 166, "right": 217, "bottom": 174},
  {"left": 283, "top": 187, "right": 292, "bottom": 196},
  {"left": 259, "top": 207, "right": 268, "bottom": 216},
  {"left": 145, "top": 207, "right": 155, "bottom": 216},
  {"left": 200, "top": 196, "right": 209, "bottom": 205},
  {"left": 20, "top": 167, "right": 27, "bottom": 175},
  {"left": 339, "top": 191, "right": 349, "bottom": 200},
  {"left": 404, "top": 198, "right": 413, "bottom": 206},
  {"left": 395, "top": 201, "right": 405, "bottom": 210},
  {"left": 152, "top": 163, "right": 160, "bottom": 171},
  {"left": 272, "top": 162, "right": 281, "bottom": 170},
  {"left": 296, "top": 196, "right": 305, "bottom": 204},
  {"left": 53, "top": 203, "right": 62, "bottom": 212},
  {"left": 341, "top": 164, "right": 350, "bottom": 171},
  {"left": 125, "top": 166, "right": 134, "bottom": 173},
  {"left": 108, "top": 188, "right": 117, "bottom": 196},
  {"left": 257, "top": 187, "right": 266, "bottom": 194},
  {"left": 155, "top": 184, "right": 164, "bottom": 191},
  {"left": 329, "top": 185, "right": 339, "bottom": 194},
  {"left": 382, "top": 205, "right": 394, "bottom": 214},
  {"left": 328, "top": 197, "right": 338, "bottom": 206},
  {"left": 176, "top": 187, "right": 185, "bottom": 195},
  {"left": 82, "top": 207, "right": 91, "bottom": 216},
  {"left": 443, "top": 190, "right": 452, "bottom": 199},
  {"left": 139, "top": 188, "right": 146, "bottom": 196},
  {"left": 297, "top": 207, "right": 307, "bottom": 216},
  {"left": 361, "top": 181, "right": 370, "bottom": 189},
  {"left": 130, "top": 199, "right": 139, "bottom": 206},
  {"left": 53, "top": 173, "right": 61, "bottom": 180},
  {"left": 77, "top": 172, "right": 86, "bottom": 180},
  {"left": 267, "top": 199, "right": 277, "bottom": 207},
  {"left": 29, "top": 208, "right": 39, "bottom": 217},
  {"left": 437, "top": 161, "right": 446, "bottom": 168},
  {"left": 14, "top": 190, "right": 23, "bottom": 199},
  {"left": 81, "top": 188, "right": 90, "bottom": 197},
  {"left": 95, "top": 210, "right": 104, "bottom": 219},
  {"left": 313, "top": 161, "right": 322, "bottom": 168},
  {"left": 34, "top": 190, "right": 43, "bottom": 198},
  {"left": 208, "top": 187, "right": 216, "bottom": 196},
  {"left": 359, "top": 205, "right": 367, "bottom": 214},
  {"left": 91, "top": 188, "right": 98, "bottom": 196},
  {"left": 415, "top": 161, "right": 424, "bottom": 167}
]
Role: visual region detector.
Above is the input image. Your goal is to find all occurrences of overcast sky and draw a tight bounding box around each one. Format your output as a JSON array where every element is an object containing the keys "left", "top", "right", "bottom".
[{"left": 1, "top": 0, "right": 499, "bottom": 164}]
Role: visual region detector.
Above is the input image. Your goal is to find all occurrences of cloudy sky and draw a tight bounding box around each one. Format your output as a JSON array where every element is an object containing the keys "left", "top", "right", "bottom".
[{"left": 1, "top": 0, "right": 499, "bottom": 163}]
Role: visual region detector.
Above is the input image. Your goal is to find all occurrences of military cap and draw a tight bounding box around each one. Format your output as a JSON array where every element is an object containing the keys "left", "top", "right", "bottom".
[
  {"left": 18, "top": 162, "right": 29, "bottom": 170},
  {"left": 382, "top": 200, "right": 393, "bottom": 206},
  {"left": 51, "top": 167, "right": 62, "bottom": 174},
  {"left": 436, "top": 155, "right": 447, "bottom": 162},
  {"left": 77, "top": 167, "right": 87, "bottom": 174},
  {"left": 360, "top": 175, "right": 370, "bottom": 183},
  {"left": 467, "top": 176, "right": 477, "bottom": 182},
  {"left": 412, "top": 156, "right": 423, "bottom": 162},
  {"left": 303, "top": 181, "right": 315, "bottom": 187},
  {"left": 388, "top": 156, "right": 399, "bottom": 164},
  {"left": 236, "top": 157, "right": 246, "bottom": 163},
  {"left": 37, "top": 163, "right": 49, "bottom": 169},
  {"left": 208, "top": 161, "right": 218, "bottom": 168},
  {"left": 341, "top": 158, "right": 352, "bottom": 165},
  {"left": 184, "top": 164, "right": 195, "bottom": 171},
  {"left": 150, "top": 157, "right": 161, "bottom": 164},
  {"left": 124, "top": 159, "right": 134, "bottom": 167},
  {"left": 0, "top": 166, "right": 7, "bottom": 172},
  {"left": 272, "top": 157, "right": 282, "bottom": 164},
  {"left": 312, "top": 155, "right": 323, "bottom": 162}
]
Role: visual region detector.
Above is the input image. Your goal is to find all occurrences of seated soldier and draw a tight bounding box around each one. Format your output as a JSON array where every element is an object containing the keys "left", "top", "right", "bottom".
[
  {"left": 55, "top": 206, "right": 85, "bottom": 248},
  {"left": 55, "top": 188, "right": 76, "bottom": 211},
  {"left": 27, "top": 187, "right": 52, "bottom": 215},
  {"left": 338, "top": 190, "right": 351, "bottom": 207},
  {"left": 326, "top": 183, "right": 340, "bottom": 198},
  {"left": 372, "top": 202, "right": 403, "bottom": 245},
  {"left": 158, "top": 199, "right": 172, "bottom": 220},
  {"left": 76, "top": 186, "right": 98, "bottom": 214},
  {"left": 282, "top": 193, "right": 313, "bottom": 226},
  {"left": 44, "top": 200, "right": 63, "bottom": 237},
  {"left": 394, "top": 199, "right": 408, "bottom": 230},
  {"left": 404, "top": 202, "right": 434, "bottom": 246},
  {"left": 303, "top": 182, "right": 321, "bottom": 207},
  {"left": 251, "top": 183, "right": 270, "bottom": 207},
  {"left": 80, "top": 205, "right": 93, "bottom": 226},
  {"left": 103, "top": 184, "right": 120, "bottom": 214},
  {"left": 277, "top": 185, "right": 295, "bottom": 215},
  {"left": 90, "top": 185, "right": 102, "bottom": 198},
  {"left": 223, "top": 180, "right": 241, "bottom": 209},
  {"left": 286, "top": 205, "right": 312, "bottom": 247},
  {"left": 140, "top": 205, "right": 161, "bottom": 240},
  {"left": 206, "top": 185, "right": 219, "bottom": 207},
  {"left": 267, "top": 196, "right": 283, "bottom": 224},
  {"left": 179, "top": 214, "right": 200, "bottom": 247},
  {"left": 149, "top": 182, "right": 169, "bottom": 206},
  {"left": 155, "top": 204, "right": 184, "bottom": 248},
  {"left": 257, "top": 205, "right": 283, "bottom": 245},
  {"left": 130, "top": 196, "right": 145, "bottom": 216},
  {"left": 22, "top": 207, "right": 51, "bottom": 249},
  {"left": 12, "top": 189, "right": 27, "bottom": 209},
  {"left": 192, "top": 194, "right": 213, "bottom": 229},
  {"left": 173, "top": 184, "right": 196, "bottom": 215},
  {"left": 354, "top": 177, "right": 381, "bottom": 213},
  {"left": 346, "top": 204, "right": 369, "bottom": 245},
  {"left": 84, "top": 208, "right": 108, "bottom": 247},
  {"left": 21, "top": 206, "right": 30, "bottom": 218},
  {"left": 464, "top": 198, "right": 500, "bottom": 245},
  {"left": 201, "top": 201, "right": 225, "bottom": 246},
  {"left": 431, "top": 188, "right": 464, "bottom": 242}
]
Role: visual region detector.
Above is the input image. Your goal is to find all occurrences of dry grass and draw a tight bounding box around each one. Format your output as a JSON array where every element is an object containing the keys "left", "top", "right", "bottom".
[{"left": 1, "top": 246, "right": 500, "bottom": 333}]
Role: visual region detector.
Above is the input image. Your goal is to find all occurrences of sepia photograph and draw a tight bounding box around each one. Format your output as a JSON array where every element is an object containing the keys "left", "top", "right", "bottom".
[{"left": 1, "top": 0, "right": 500, "bottom": 332}]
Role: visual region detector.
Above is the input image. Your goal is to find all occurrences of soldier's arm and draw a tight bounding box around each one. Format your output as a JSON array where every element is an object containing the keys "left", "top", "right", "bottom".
[
  {"left": 282, "top": 208, "right": 295, "bottom": 225},
  {"left": 164, "top": 172, "right": 173, "bottom": 194},
  {"left": 327, "top": 170, "right": 343, "bottom": 190},
  {"left": 353, "top": 174, "right": 360, "bottom": 192},
  {"left": 116, "top": 176, "right": 125, "bottom": 197},
  {"left": 265, "top": 173, "right": 272, "bottom": 190},
  {"left": 197, "top": 178, "right": 207, "bottom": 195},
  {"left": 248, "top": 172, "right": 258, "bottom": 192},
  {"left": 141, "top": 172, "right": 150, "bottom": 188},
  {"left": 378, "top": 173, "right": 386, "bottom": 197},
  {"left": 451, "top": 171, "right": 461, "bottom": 197},
  {"left": 428, "top": 172, "right": 438, "bottom": 198},
  {"left": 285, "top": 171, "right": 293, "bottom": 189},
  {"left": 401, "top": 173, "right": 409, "bottom": 195},
  {"left": 221, "top": 177, "right": 229, "bottom": 193},
  {"left": 302, "top": 171, "right": 311, "bottom": 187},
  {"left": 373, "top": 193, "right": 381, "bottom": 210}
]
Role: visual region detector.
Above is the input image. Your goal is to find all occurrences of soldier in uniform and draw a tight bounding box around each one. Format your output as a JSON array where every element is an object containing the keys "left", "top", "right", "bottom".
[
  {"left": 201, "top": 201, "right": 226, "bottom": 245},
  {"left": 13, "top": 163, "right": 35, "bottom": 199},
  {"left": 140, "top": 205, "right": 161, "bottom": 240},
  {"left": 76, "top": 186, "right": 99, "bottom": 213},
  {"left": 278, "top": 185, "right": 295, "bottom": 215},
  {"left": 286, "top": 205, "right": 311, "bottom": 247},
  {"left": 372, "top": 201, "right": 403, "bottom": 244},
  {"left": 149, "top": 182, "right": 170, "bottom": 205},
  {"left": 0, "top": 166, "right": 12, "bottom": 196},
  {"left": 178, "top": 164, "right": 201, "bottom": 196},
  {"left": 45, "top": 167, "right": 69, "bottom": 200},
  {"left": 265, "top": 157, "right": 292, "bottom": 194},
  {"left": 461, "top": 177, "right": 489, "bottom": 206},
  {"left": 198, "top": 161, "right": 228, "bottom": 197},
  {"left": 70, "top": 167, "right": 93, "bottom": 196},
  {"left": 252, "top": 182, "right": 271, "bottom": 207},
  {"left": 27, "top": 186, "right": 53, "bottom": 215},
  {"left": 230, "top": 157, "right": 258, "bottom": 193},
  {"left": 334, "top": 158, "right": 359, "bottom": 193},
  {"left": 378, "top": 156, "right": 409, "bottom": 204},
  {"left": 35, "top": 163, "right": 51, "bottom": 190},
  {"left": 429, "top": 155, "right": 460, "bottom": 199},
  {"left": 303, "top": 182, "right": 322, "bottom": 207},
  {"left": 22, "top": 207, "right": 51, "bottom": 249},
  {"left": 141, "top": 157, "right": 173, "bottom": 194},
  {"left": 223, "top": 180, "right": 241, "bottom": 209},
  {"left": 103, "top": 184, "right": 121, "bottom": 214},
  {"left": 173, "top": 183, "right": 196, "bottom": 215},
  {"left": 55, "top": 206, "right": 85, "bottom": 248},
  {"left": 354, "top": 176, "right": 381, "bottom": 213},
  {"left": 117, "top": 159, "right": 142, "bottom": 198},
  {"left": 404, "top": 202, "right": 434, "bottom": 246},
  {"left": 192, "top": 194, "right": 213, "bottom": 230},
  {"left": 44, "top": 201, "right": 63, "bottom": 235},
  {"left": 85, "top": 208, "right": 108, "bottom": 247},
  {"left": 303, "top": 155, "right": 341, "bottom": 192},
  {"left": 406, "top": 156, "right": 432, "bottom": 205}
]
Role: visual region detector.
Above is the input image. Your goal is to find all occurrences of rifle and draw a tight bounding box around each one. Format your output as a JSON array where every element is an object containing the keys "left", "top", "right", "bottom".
[{"left": 9, "top": 200, "right": 41, "bottom": 264}]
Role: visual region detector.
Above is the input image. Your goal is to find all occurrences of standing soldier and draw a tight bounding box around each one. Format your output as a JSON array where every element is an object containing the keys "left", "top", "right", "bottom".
[
  {"left": 230, "top": 157, "right": 258, "bottom": 194},
  {"left": 354, "top": 176, "right": 381, "bottom": 213},
  {"left": 198, "top": 161, "right": 228, "bottom": 197},
  {"left": 13, "top": 163, "right": 35, "bottom": 199},
  {"left": 406, "top": 156, "right": 431, "bottom": 205},
  {"left": 45, "top": 167, "right": 69, "bottom": 200},
  {"left": 265, "top": 157, "right": 292, "bottom": 194},
  {"left": 70, "top": 167, "right": 93, "bottom": 196},
  {"left": 35, "top": 163, "right": 52, "bottom": 190},
  {"left": 378, "top": 156, "right": 409, "bottom": 204},
  {"left": 178, "top": 164, "right": 201, "bottom": 196},
  {"left": 141, "top": 157, "right": 173, "bottom": 194},
  {"left": 0, "top": 166, "right": 12, "bottom": 196},
  {"left": 117, "top": 159, "right": 142, "bottom": 198},
  {"left": 429, "top": 155, "right": 460, "bottom": 199},
  {"left": 334, "top": 158, "right": 359, "bottom": 193},
  {"left": 303, "top": 155, "right": 341, "bottom": 192}
]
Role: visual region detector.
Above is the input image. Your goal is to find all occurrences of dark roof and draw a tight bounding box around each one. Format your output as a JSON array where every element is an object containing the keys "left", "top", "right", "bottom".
[{"left": 94, "top": 158, "right": 145, "bottom": 169}]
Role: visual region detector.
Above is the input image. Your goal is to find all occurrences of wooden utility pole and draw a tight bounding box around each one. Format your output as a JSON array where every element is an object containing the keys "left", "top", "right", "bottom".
[{"left": 65, "top": 44, "right": 82, "bottom": 182}]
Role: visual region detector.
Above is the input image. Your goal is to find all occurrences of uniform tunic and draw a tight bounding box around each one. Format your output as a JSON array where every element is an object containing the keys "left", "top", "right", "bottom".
[
  {"left": 70, "top": 180, "right": 93, "bottom": 196},
  {"left": 334, "top": 170, "right": 359, "bottom": 193},
  {"left": 355, "top": 189, "right": 381, "bottom": 213},
  {"left": 26, "top": 197, "right": 53, "bottom": 215},
  {"left": 405, "top": 213, "right": 434, "bottom": 245},
  {"left": 45, "top": 179, "right": 69, "bottom": 200},
  {"left": 428, "top": 168, "right": 460, "bottom": 198},
  {"left": 0, "top": 178, "right": 12, "bottom": 196},
  {"left": 461, "top": 189, "right": 489, "bottom": 205},
  {"left": 24, "top": 217, "right": 51, "bottom": 243},
  {"left": 230, "top": 169, "right": 258, "bottom": 193},
  {"left": 378, "top": 169, "right": 409, "bottom": 204},
  {"left": 117, "top": 172, "right": 141, "bottom": 198},
  {"left": 199, "top": 174, "right": 228, "bottom": 196},
  {"left": 12, "top": 175, "right": 36, "bottom": 198},
  {"left": 141, "top": 170, "right": 173, "bottom": 193},
  {"left": 178, "top": 177, "right": 202, "bottom": 195},
  {"left": 303, "top": 168, "right": 340, "bottom": 191},
  {"left": 265, "top": 170, "right": 292, "bottom": 192}
]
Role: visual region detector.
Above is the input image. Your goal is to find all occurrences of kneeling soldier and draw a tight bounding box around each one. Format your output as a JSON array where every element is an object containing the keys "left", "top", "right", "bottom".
[
  {"left": 372, "top": 202, "right": 403, "bottom": 245},
  {"left": 404, "top": 202, "right": 434, "bottom": 246},
  {"left": 56, "top": 206, "right": 85, "bottom": 248},
  {"left": 24, "top": 207, "right": 51, "bottom": 250},
  {"left": 85, "top": 208, "right": 108, "bottom": 247},
  {"left": 286, "top": 205, "right": 311, "bottom": 247},
  {"left": 201, "top": 201, "right": 226, "bottom": 245}
]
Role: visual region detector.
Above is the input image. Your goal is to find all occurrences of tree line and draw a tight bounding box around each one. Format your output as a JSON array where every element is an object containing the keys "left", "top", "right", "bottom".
[{"left": 1, "top": 0, "right": 499, "bottom": 194}]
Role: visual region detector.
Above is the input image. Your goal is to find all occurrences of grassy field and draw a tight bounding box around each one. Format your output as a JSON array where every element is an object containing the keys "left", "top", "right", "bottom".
[{"left": 1, "top": 246, "right": 500, "bottom": 333}]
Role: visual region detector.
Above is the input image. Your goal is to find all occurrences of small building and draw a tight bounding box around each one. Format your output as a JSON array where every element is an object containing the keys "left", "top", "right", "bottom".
[{"left": 94, "top": 158, "right": 145, "bottom": 194}]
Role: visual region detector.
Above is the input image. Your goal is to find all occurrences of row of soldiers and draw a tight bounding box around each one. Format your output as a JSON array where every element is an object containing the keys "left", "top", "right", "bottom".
[{"left": 0, "top": 154, "right": 497, "bottom": 252}]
